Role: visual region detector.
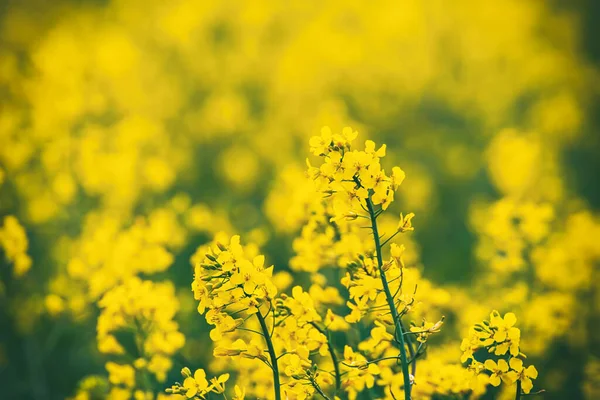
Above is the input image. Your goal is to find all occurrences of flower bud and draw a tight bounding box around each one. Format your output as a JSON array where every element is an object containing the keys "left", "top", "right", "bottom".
[{"left": 213, "top": 347, "right": 245, "bottom": 357}]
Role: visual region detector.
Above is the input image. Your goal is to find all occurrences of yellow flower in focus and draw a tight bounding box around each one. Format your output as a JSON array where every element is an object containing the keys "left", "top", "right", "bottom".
[
  {"left": 510, "top": 358, "right": 539, "bottom": 394},
  {"left": 183, "top": 369, "right": 209, "bottom": 398},
  {"left": 484, "top": 359, "right": 509, "bottom": 387},
  {"left": 397, "top": 212, "right": 415, "bottom": 233},
  {"left": 309, "top": 126, "right": 334, "bottom": 156},
  {"left": 489, "top": 310, "right": 520, "bottom": 356},
  {"left": 173, "top": 369, "right": 229, "bottom": 399}
]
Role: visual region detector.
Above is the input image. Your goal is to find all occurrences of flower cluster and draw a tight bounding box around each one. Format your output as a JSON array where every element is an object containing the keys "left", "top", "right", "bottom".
[
  {"left": 188, "top": 233, "right": 339, "bottom": 399},
  {"left": 308, "top": 126, "right": 405, "bottom": 214},
  {"left": 97, "top": 277, "right": 185, "bottom": 397},
  {"left": 191, "top": 235, "right": 277, "bottom": 339},
  {"left": 461, "top": 311, "right": 540, "bottom": 395}
]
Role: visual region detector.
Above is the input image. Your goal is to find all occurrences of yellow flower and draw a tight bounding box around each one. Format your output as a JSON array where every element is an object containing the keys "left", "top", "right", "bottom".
[
  {"left": 213, "top": 339, "right": 247, "bottom": 357},
  {"left": 210, "top": 373, "right": 230, "bottom": 394},
  {"left": 391, "top": 166, "right": 406, "bottom": 190},
  {"left": 232, "top": 385, "right": 246, "bottom": 400},
  {"left": 490, "top": 311, "right": 518, "bottom": 342},
  {"left": 489, "top": 310, "right": 521, "bottom": 356},
  {"left": 510, "top": 358, "right": 539, "bottom": 394},
  {"left": 364, "top": 140, "right": 386, "bottom": 157},
  {"left": 309, "top": 126, "right": 333, "bottom": 156},
  {"left": 397, "top": 212, "right": 415, "bottom": 233},
  {"left": 183, "top": 369, "right": 209, "bottom": 398},
  {"left": 484, "top": 359, "right": 509, "bottom": 387},
  {"left": 342, "top": 346, "right": 380, "bottom": 392},
  {"left": 284, "top": 286, "right": 321, "bottom": 324},
  {"left": 169, "top": 368, "right": 229, "bottom": 398},
  {"left": 324, "top": 309, "right": 350, "bottom": 331},
  {"left": 390, "top": 243, "right": 406, "bottom": 269},
  {"left": 284, "top": 353, "right": 312, "bottom": 378},
  {"left": 345, "top": 300, "right": 364, "bottom": 323}
]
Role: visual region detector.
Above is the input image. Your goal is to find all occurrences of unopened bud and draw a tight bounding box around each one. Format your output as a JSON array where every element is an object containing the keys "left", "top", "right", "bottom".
[
  {"left": 356, "top": 361, "right": 369, "bottom": 370},
  {"left": 344, "top": 212, "right": 358, "bottom": 221},
  {"left": 429, "top": 316, "right": 445, "bottom": 332},
  {"left": 213, "top": 347, "right": 245, "bottom": 357},
  {"left": 382, "top": 260, "right": 393, "bottom": 272}
]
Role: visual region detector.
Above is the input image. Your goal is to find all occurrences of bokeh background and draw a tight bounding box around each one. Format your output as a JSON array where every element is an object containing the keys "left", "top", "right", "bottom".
[{"left": 1, "top": 0, "right": 599, "bottom": 399}]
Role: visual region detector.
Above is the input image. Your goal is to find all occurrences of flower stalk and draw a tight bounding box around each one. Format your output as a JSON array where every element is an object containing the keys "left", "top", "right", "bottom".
[
  {"left": 256, "top": 309, "right": 281, "bottom": 400},
  {"left": 366, "top": 196, "right": 412, "bottom": 400}
]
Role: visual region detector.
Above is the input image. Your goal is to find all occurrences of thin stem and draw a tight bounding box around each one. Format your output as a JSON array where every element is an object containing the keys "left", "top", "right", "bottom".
[
  {"left": 380, "top": 230, "right": 401, "bottom": 247},
  {"left": 276, "top": 351, "right": 294, "bottom": 360},
  {"left": 342, "top": 355, "right": 402, "bottom": 368},
  {"left": 407, "top": 342, "right": 425, "bottom": 365},
  {"left": 256, "top": 309, "right": 281, "bottom": 400},
  {"left": 310, "top": 322, "right": 342, "bottom": 393},
  {"left": 522, "top": 389, "right": 546, "bottom": 396},
  {"left": 516, "top": 380, "right": 522, "bottom": 400},
  {"left": 399, "top": 320, "right": 417, "bottom": 376},
  {"left": 312, "top": 379, "right": 333, "bottom": 400},
  {"left": 237, "top": 327, "right": 265, "bottom": 337},
  {"left": 366, "top": 196, "right": 412, "bottom": 400}
]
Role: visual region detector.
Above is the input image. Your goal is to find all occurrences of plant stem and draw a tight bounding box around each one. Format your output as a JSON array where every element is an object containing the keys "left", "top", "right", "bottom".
[
  {"left": 516, "top": 380, "right": 522, "bottom": 400},
  {"left": 366, "top": 197, "right": 412, "bottom": 400},
  {"left": 310, "top": 322, "right": 342, "bottom": 394},
  {"left": 400, "top": 319, "right": 418, "bottom": 376},
  {"left": 256, "top": 309, "right": 281, "bottom": 400},
  {"left": 312, "top": 378, "right": 333, "bottom": 400}
]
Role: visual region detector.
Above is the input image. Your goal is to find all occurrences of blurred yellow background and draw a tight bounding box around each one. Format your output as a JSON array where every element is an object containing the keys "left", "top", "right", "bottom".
[{"left": 0, "top": 0, "right": 599, "bottom": 399}]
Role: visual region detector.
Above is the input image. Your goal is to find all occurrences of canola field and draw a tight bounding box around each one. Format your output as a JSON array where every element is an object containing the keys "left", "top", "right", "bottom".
[{"left": 0, "top": 1, "right": 599, "bottom": 399}]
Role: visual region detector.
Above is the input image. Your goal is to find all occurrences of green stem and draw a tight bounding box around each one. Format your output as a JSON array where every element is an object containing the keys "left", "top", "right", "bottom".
[
  {"left": 516, "top": 380, "right": 522, "bottom": 400},
  {"left": 312, "top": 379, "right": 332, "bottom": 400},
  {"left": 400, "top": 319, "right": 418, "bottom": 376},
  {"left": 310, "top": 322, "right": 342, "bottom": 394},
  {"left": 366, "top": 197, "right": 412, "bottom": 400},
  {"left": 256, "top": 309, "right": 281, "bottom": 400}
]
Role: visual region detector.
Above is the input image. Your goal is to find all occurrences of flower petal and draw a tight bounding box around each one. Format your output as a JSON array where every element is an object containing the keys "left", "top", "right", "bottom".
[{"left": 504, "top": 312, "right": 517, "bottom": 327}]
